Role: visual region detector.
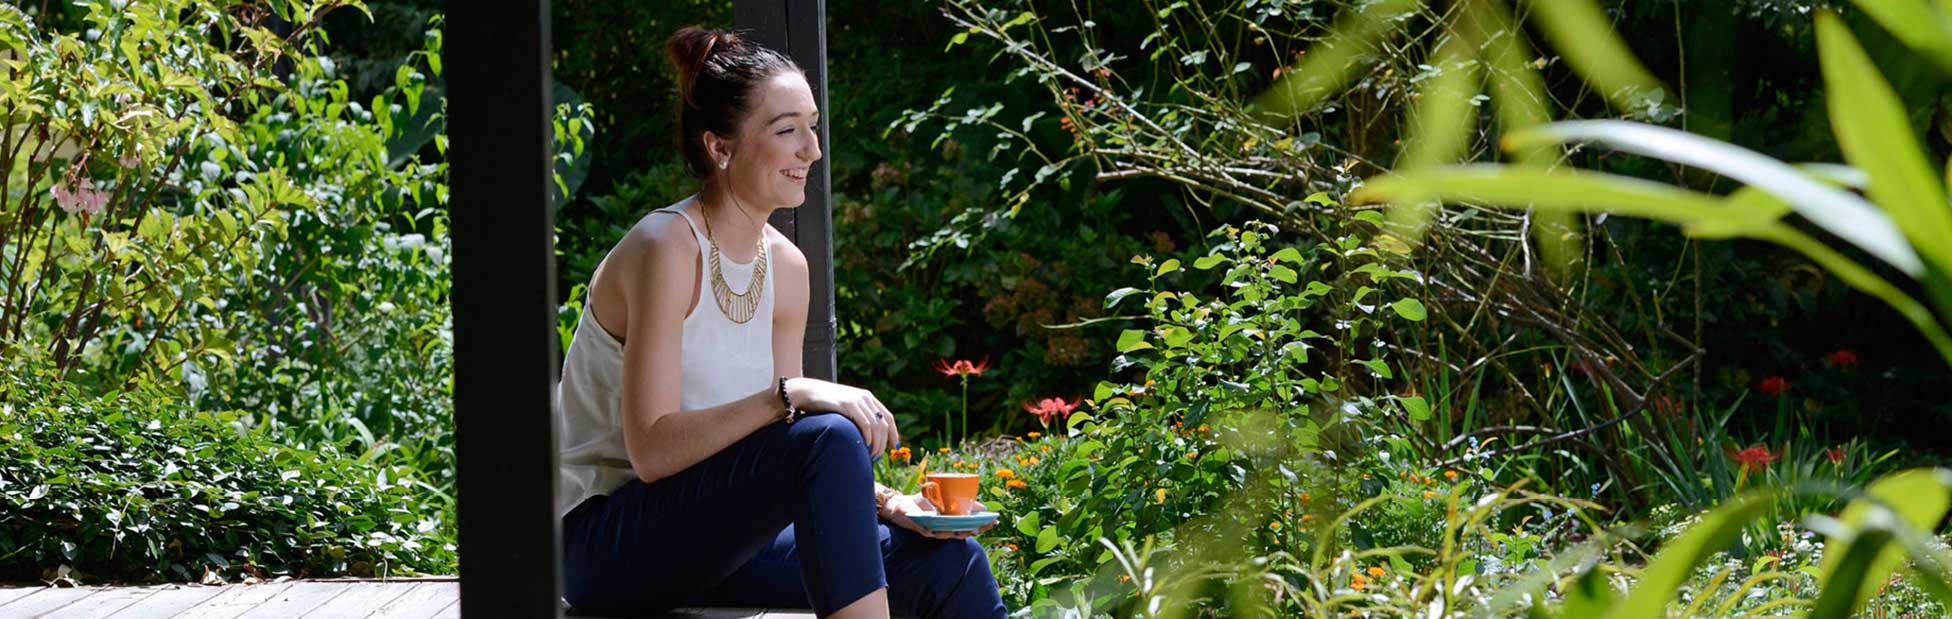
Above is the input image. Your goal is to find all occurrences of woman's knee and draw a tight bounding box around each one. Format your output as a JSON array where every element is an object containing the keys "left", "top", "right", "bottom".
[
  {"left": 910, "top": 537, "right": 1003, "bottom": 616},
  {"left": 784, "top": 412, "right": 868, "bottom": 458}
]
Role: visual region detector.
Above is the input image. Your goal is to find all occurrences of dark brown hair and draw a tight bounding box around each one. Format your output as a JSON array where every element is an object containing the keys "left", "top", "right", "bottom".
[{"left": 665, "top": 27, "right": 802, "bottom": 179}]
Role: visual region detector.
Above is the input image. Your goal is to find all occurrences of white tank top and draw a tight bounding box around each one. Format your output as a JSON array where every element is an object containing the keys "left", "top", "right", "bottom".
[{"left": 555, "top": 203, "right": 776, "bottom": 519}]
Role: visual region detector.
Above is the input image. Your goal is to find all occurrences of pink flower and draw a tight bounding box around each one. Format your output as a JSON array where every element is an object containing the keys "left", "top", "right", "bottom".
[
  {"left": 1755, "top": 376, "right": 1790, "bottom": 397},
  {"left": 1022, "top": 397, "right": 1080, "bottom": 428},
  {"left": 51, "top": 178, "right": 109, "bottom": 217},
  {"left": 934, "top": 358, "right": 991, "bottom": 378}
]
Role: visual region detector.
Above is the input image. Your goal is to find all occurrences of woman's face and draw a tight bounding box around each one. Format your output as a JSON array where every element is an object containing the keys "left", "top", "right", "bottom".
[{"left": 722, "top": 72, "right": 821, "bottom": 210}]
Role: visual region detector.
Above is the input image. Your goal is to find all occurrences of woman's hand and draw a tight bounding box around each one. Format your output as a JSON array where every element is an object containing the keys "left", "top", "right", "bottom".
[
  {"left": 785, "top": 377, "right": 899, "bottom": 456},
  {"left": 881, "top": 493, "right": 996, "bottom": 540}
]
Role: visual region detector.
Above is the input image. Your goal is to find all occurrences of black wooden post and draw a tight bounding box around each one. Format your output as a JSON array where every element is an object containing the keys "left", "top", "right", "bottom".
[
  {"left": 737, "top": 0, "right": 836, "bottom": 382},
  {"left": 448, "top": 0, "right": 562, "bottom": 617}
]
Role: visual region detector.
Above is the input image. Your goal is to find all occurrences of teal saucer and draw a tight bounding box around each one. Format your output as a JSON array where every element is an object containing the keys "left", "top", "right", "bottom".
[{"left": 908, "top": 511, "right": 999, "bottom": 532}]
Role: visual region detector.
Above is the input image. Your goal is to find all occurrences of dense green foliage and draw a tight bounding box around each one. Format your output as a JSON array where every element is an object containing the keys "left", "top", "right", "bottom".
[
  {"left": 0, "top": 352, "right": 451, "bottom": 583},
  {"left": 0, "top": 0, "right": 454, "bottom": 581}
]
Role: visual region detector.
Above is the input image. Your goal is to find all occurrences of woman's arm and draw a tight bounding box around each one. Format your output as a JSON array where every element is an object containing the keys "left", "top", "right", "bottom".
[{"left": 616, "top": 216, "right": 787, "bottom": 484}]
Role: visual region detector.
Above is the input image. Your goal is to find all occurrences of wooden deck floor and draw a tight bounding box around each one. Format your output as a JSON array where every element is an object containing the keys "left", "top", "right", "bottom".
[{"left": 0, "top": 579, "right": 812, "bottom": 618}]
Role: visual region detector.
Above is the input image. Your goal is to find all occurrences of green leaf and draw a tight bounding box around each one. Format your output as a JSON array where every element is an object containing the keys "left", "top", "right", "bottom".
[
  {"left": 1270, "top": 247, "right": 1304, "bottom": 264},
  {"left": 1501, "top": 120, "right": 1924, "bottom": 276},
  {"left": 1016, "top": 512, "right": 1041, "bottom": 536},
  {"left": 1562, "top": 567, "right": 1616, "bottom": 619},
  {"left": 1520, "top": 0, "right": 1668, "bottom": 114},
  {"left": 1251, "top": 0, "right": 1419, "bottom": 117},
  {"left": 1104, "top": 287, "right": 1144, "bottom": 309},
  {"left": 1193, "top": 254, "right": 1228, "bottom": 270},
  {"left": 1161, "top": 326, "right": 1194, "bottom": 349},
  {"left": 1605, "top": 493, "right": 1775, "bottom": 619},
  {"left": 1817, "top": 468, "right": 1952, "bottom": 613},
  {"left": 1842, "top": 0, "right": 1952, "bottom": 73},
  {"left": 1116, "top": 329, "right": 1153, "bottom": 353},
  {"left": 1036, "top": 526, "right": 1060, "bottom": 553},
  {"left": 1268, "top": 265, "right": 1297, "bottom": 284},
  {"left": 1816, "top": 12, "right": 1952, "bottom": 277},
  {"left": 1154, "top": 258, "right": 1180, "bottom": 277},
  {"left": 945, "top": 31, "right": 969, "bottom": 52},
  {"left": 1356, "top": 359, "right": 1392, "bottom": 379},
  {"left": 1399, "top": 396, "right": 1430, "bottom": 422},
  {"left": 1390, "top": 298, "right": 1427, "bottom": 321}
]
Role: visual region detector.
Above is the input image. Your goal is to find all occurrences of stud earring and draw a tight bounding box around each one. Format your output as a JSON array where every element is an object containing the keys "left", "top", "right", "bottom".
[{"left": 718, "top": 159, "right": 729, "bottom": 170}]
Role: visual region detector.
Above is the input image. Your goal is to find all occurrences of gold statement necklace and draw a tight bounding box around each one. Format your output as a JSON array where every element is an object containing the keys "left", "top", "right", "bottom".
[{"left": 700, "top": 196, "right": 768, "bottom": 324}]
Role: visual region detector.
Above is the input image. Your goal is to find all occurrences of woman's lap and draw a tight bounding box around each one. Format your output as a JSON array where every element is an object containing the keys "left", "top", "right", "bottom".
[
  {"left": 561, "top": 413, "right": 1006, "bottom": 618},
  {"left": 561, "top": 414, "right": 885, "bottom": 615}
]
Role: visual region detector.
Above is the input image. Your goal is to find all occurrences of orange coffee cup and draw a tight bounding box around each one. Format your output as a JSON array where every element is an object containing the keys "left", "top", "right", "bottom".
[{"left": 921, "top": 473, "right": 981, "bottom": 516}]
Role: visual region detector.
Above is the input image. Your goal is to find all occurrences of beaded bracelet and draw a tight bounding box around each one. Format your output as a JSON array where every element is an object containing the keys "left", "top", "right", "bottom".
[{"left": 778, "top": 376, "right": 802, "bottom": 424}]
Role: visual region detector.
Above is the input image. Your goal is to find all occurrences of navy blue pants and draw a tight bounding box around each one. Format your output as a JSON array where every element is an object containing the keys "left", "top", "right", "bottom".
[{"left": 562, "top": 413, "right": 1007, "bottom": 619}]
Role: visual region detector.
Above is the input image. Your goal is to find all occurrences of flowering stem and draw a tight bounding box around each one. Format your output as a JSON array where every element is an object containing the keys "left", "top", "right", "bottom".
[{"left": 959, "top": 377, "right": 969, "bottom": 447}]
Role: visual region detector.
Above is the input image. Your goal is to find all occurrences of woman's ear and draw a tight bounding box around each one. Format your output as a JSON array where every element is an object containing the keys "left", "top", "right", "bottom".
[{"left": 702, "top": 131, "right": 735, "bottom": 169}]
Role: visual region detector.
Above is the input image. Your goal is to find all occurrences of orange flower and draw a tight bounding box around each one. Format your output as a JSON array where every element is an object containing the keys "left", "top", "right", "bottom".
[
  {"left": 1006, "top": 544, "right": 1018, "bottom": 551},
  {"left": 1027, "top": 432, "right": 1042, "bottom": 439},
  {"left": 1351, "top": 574, "right": 1368, "bottom": 591},
  {"left": 1006, "top": 479, "right": 1027, "bottom": 488},
  {"left": 938, "top": 447, "right": 951, "bottom": 454},
  {"left": 1367, "top": 566, "right": 1385, "bottom": 577},
  {"left": 995, "top": 468, "right": 1016, "bottom": 480},
  {"left": 1185, "top": 450, "right": 1199, "bottom": 460},
  {"left": 1301, "top": 514, "right": 1315, "bottom": 522},
  {"left": 1269, "top": 521, "right": 1281, "bottom": 530},
  {"left": 1299, "top": 492, "right": 1311, "bottom": 503},
  {"left": 1444, "top": 470, "right": 1458, "bottom": 480},
  {"left": 1422, "top": 490, "right": 1437, "bottom": 499},
  {"left": 1039, "top": 445, "right": 1052, "bottom": 453},
  {"left": 1197, "top": 424, "right": 1209, "bottom": 433}
]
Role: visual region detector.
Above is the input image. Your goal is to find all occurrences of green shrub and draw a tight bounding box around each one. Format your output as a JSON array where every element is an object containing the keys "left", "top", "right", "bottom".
[{"left": 0, "top": 354, "right": 455, "bottom": 584}]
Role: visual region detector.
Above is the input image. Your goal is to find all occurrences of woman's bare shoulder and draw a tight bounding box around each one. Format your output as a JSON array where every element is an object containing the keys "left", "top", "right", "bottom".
[
  {"left": 621, "top": 199, "right": 700, "bottom": 256},
  {"left": 764, "top": 224, "right": 807, "bottom": 275},
  {"left": 594, "top": 199, "right": 699, "bottom": 301}
]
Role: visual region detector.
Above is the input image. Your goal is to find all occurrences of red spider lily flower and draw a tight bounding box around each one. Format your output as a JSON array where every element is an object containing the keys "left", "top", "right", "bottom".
[
  {"left": 1651, "top": 394, "right": 1684, "bottom": 416},
  {"left": 1755, "top": 376, "right": 1790, "bottom": 396},
  {"left": 1728, "top": 445, "right": 1779, "bottom": 473},
  {"left": 1824, "top": 446, "right": 1847, "bottom": 464},
  {"left": 934, "top": 358, "right": 993, "bottom": 378},
  {"left": 1825, "top": 349, "right": 1861, "bottom": 368},
  {"left": 1023, "top": 397, "right": 1081, "bottom": 428}
]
